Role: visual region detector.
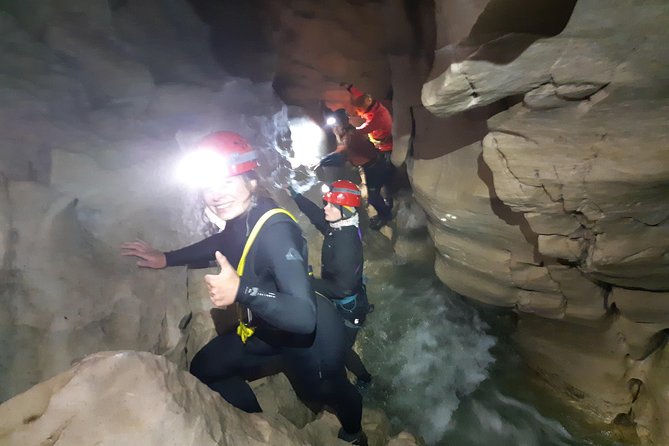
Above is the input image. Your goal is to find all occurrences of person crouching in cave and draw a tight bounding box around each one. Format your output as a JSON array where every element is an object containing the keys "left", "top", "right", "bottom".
[
  {"left": 120, "top": 131, "right": 368, "bottom": 446},
  {"left": 288, "top": 179, "right": 373, "bottom": 390},
  {"left": 344, "top": 83, "right": 395, "bottom": 230}
]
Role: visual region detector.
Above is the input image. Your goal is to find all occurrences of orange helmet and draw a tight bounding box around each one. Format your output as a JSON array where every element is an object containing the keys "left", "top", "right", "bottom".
[
  {"left": 323, "top": 180, "right": 361, "bottom": 207},
  {"left": 195, "top": 131, "right": 258, "bottom": 177}
]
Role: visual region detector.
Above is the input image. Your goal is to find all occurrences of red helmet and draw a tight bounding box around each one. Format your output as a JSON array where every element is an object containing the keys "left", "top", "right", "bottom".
[
  {"left": 196, "top": 131, "right": 258, "bottom": 176},
  {"left": 323, "top": 180, "right": 361, "bottom": 207}
]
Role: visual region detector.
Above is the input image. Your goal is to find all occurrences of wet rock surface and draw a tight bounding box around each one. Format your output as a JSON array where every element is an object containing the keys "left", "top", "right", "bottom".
[{"left": 416, "top": 0, "right": 669, "bottom": 443}]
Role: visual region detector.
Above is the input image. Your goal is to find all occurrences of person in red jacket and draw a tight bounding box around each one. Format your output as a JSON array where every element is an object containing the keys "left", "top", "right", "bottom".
[
  {"left": 318, "top": 108, "right": 378, "bottom": 169},
  {"left": 317, "top": 108, "right": 393, "bottom": 230},
  {"left": 347, "top": 85, "right": 393, "bottom": 154},
  {"left": 345, "top": 84, "right": 394, "bottom": 229}
]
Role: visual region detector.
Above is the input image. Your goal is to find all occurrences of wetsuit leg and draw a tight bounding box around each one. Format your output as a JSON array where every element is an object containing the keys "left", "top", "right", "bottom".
[
  {"left": 363, "top": 160, "right": 392, "bottom": 220},
  {"left": 286, "top": 296, "right": 363, "bottom": 435},
  {"left": 189, "top": 332, "right": 279, "bottom": 413},
  {"left": 344, "top": 326, "right": 372, "bottom": 382},
  {"left": 287, "top": 351, "right": 363, "bottom": 434}
]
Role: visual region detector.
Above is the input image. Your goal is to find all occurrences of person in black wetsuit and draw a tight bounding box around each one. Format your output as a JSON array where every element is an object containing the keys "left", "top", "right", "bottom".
[
  {"left": 318, "top": 108, "right": 394, "bottom": 231},
  {"left": 288, "top": 180, "right": 373, "bottom": 388},
  {"left": 121, "top": 131, "right": 367, "bottom": 445}
]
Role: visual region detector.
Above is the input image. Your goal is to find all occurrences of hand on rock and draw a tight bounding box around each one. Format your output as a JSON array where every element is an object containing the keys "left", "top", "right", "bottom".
[
  {"left": 204, "top": 251, "right": 240, "bottom": 308},
  {"left": 120, "top": 239, "right": 167, "bottom": 269}
]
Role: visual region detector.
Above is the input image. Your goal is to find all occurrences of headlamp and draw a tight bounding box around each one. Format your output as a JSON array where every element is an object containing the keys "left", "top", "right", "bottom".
[
  {"left": 325, "top": 116, "right": 337, "bottom": 127},
  {"left": 176, "top": 149, "right": 229, "bottom": 189},
  {"left": 288, "top": 117, "right": 326, "bottom": 168}
]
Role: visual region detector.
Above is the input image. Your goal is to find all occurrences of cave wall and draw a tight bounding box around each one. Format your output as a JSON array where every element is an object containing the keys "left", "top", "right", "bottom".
[
  {"left": 0, "top": 0, "right": 293, "bottom": 401},
  {"left": 415, "top": 0, "right": 669, "bottom": 442},
  {"left": 2, "top": 0, "right": 669, "bottom": 442}
]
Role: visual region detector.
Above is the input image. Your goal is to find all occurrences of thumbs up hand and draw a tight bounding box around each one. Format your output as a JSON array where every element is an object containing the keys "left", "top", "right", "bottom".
[{"left": 204, "top": 251, "right": 240, "bottom": 307}]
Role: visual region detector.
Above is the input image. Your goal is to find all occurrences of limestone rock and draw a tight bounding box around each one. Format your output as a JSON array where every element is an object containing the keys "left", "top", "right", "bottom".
[
  {"left": 390, "top": 192, "right": 434, "bottom": 266},
  {"left": 411, "top": 137, "right": 543, "bottom": 307},
  {"left": 422, "top": 0, "right": 642, "bottom": 118},
  {"left": 609, "top": 289, "right": 669, "bottom": 324},
  {"left": 418, "top": 1, "right": 669, "bottom": 439},
  {"left": 514, "top": 314, "right": 663, "bottom": 422},
  {"left": 0, "top": 351, "right": 310, "bottom": 446},
  {"left": 630, "top": 342, "right": 669, "bottom": 445},
  {"left": 482, "top": 101, "right": 669, "bottom": 291},
  {"left": 44, "top": 20, "right": 154, "bottom": 108},
  {"left": 523, "top": 84, "right": 569, "bottom": 110},
  {"left": 0, "top": 1, "right": 293, "bottom": 404}
]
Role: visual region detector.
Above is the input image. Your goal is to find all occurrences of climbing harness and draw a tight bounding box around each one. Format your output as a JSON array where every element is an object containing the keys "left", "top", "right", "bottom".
[
  {"left": 329, "top": 285, "right": 374, "bottom": 329},
  {"left": 333, "top": 293, "right": 358, "bottom": 308},
  {"left": 235, "top": 208, "right": 297, "bottom": 343}
]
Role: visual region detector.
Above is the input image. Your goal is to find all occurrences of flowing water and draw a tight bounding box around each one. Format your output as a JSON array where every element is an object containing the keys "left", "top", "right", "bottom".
[
  {"left": 272, "top": 139, "right": 635, "bottom": 446},
  {"left": 358, "top": 251, "right": 633, "bottom": 446}
]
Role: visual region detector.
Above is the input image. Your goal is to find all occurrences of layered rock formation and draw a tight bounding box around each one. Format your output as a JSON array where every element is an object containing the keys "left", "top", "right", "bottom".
[{"left": 409, "top": 0, "right": 669, "bottom": 442}]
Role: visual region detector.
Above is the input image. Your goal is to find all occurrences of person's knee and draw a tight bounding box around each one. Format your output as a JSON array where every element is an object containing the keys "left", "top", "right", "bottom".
[
  {"left": 189, "top": 334, "right": 242, "bottom": 381},
  {"left": 189, "top": 352, "right": 208, "bottom": 380}
]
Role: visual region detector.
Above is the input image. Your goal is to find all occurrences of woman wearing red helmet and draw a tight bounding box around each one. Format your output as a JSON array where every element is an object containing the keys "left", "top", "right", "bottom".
[
  {"left": 289, "top": 180, "right": 373, "bottom": 391},
  {"left": 319, "top": 104, "right": 394, "bottom": 231},
  {"left": 122, "top": 132, "right": 366, "bottom": 445}
]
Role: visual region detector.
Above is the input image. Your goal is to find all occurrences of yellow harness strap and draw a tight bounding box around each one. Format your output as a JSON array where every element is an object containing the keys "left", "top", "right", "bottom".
[{"left": 236, "top": 208, "right": 297, "bottom": 343}]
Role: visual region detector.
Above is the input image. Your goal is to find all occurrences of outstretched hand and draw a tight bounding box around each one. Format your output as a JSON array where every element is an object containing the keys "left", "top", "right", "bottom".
[
  {"left": 120, "top": 239, "right": 167, "bottom": 269},
  {"left": 204, "top": 251, "right": 240, "bottom": 307}
]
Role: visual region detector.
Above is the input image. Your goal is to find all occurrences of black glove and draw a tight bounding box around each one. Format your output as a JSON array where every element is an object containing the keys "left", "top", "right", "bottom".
[{"left": 319, "top": 152, "right": 346, "bottom": 168}]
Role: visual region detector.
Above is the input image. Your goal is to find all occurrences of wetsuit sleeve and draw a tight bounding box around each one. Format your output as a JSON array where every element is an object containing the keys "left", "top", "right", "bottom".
[
  {"left": 164, "top": 233, "right": 224, "bottom": 267},
  {"left": 319, "top": 151, "right": 346, "bottom": 167},
  {"left": 292, "top": 194, "right": 329, "bottom": 234},
  {"left": 236, "top": 222, "right": 316, "bottom": 334},
  {"left": 312, "top": 235, "right": 361, "bottom": 299}
]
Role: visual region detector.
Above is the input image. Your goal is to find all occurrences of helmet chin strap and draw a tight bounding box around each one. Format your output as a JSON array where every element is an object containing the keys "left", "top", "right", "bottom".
[{"left": 328, "top": 204, "right": 349, "bottom": 223}]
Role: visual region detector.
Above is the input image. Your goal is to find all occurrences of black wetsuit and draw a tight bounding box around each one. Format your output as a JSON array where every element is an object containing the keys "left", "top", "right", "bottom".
[
  {"left": 363, "top": 152, "right": 394, "bottom": 221},
  {"left": 292, "top": 193, "right": 372, "bottom": 382},
  {"left": 165, "top": 196, "right": 362, "bottom": 434}
]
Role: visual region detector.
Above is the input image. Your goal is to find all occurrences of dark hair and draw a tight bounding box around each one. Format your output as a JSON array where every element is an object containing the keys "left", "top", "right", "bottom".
[{"left": 333, "top": 108, "right": 349, "bottom": 126}]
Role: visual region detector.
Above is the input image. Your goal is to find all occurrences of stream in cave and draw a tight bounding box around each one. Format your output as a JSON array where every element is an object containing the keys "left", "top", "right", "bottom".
[{"left": 356, "top": 240, "right": 632, "bottom": 446}]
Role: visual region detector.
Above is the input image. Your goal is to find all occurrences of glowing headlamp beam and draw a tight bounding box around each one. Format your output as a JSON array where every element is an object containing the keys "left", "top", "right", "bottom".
[
  {"left": 176, "top": 150, "right": 229, "bottom": 189},
  {"left": 288, "top": 118, "right": 326, "bottom": 168}
]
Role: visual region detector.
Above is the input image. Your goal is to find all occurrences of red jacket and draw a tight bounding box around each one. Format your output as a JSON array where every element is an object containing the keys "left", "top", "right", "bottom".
[
  {"left": 348, "top": 85, "right": 393, "bottom": 152},
  {"left": 335, "top": 127, "right": 378, "bottom": 166}
]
